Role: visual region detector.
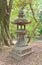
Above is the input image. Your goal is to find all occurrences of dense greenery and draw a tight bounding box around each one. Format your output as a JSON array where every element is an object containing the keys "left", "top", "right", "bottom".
[{"left": 9, "top": 0, "right": 42, "bottom": 38}]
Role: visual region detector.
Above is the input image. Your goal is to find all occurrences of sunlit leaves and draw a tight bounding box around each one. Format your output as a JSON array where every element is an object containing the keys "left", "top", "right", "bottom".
[{"left": 7, "top": 0, "right": 10, "bottom": 5}]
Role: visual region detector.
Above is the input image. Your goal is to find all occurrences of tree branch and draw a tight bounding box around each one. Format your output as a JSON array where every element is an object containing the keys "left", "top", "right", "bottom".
[
  {"left": 27, "top": 3, "right": 39, "bottom": 42},
  {"left": 29, "top": 3, "right": 38, "bottom": 23}
]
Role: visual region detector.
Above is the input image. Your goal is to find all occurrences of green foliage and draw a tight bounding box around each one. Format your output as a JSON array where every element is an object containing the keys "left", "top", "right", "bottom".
[
  {"left": 9, "top": 23, "right": 16, "bottom": 38},
  {"left": 34, "top": 23, "right": 42, "bottom": 37},
  {"left": 9, "top": 0, "right": 42, "bottom": 38},
  {"left": 38, "top": 23, "right": 42, "bottom": 34},
  {"left": 39, "top": 11, "right": 42, "bottom": 23}
]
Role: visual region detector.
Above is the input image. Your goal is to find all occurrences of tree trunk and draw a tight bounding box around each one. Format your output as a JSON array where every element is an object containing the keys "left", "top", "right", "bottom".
[
  {"left": 0, "top": 0, "right": 13, "bottom": 46},
  {"left": 0, "top": 0, "right": 6, "bottom": 46}
]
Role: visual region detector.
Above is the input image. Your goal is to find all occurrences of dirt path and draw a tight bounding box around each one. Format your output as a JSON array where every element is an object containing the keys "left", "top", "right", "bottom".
[{"left": 0, "top": 41, "right": 42, "bottom": 65}]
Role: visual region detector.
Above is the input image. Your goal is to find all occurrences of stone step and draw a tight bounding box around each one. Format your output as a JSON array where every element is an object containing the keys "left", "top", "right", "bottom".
[
  {"left": 10, "top": 50, "right": 33, "bottom": 61},
  {"left": 11, "top": 46, "right": 32, "bottom": 54},
  {"left": 10, "top": 45, "right": 34, "bottom": 61}
]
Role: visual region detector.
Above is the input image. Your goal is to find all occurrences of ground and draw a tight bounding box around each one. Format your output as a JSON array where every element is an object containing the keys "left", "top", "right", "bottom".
[{"left": 0, "top": 40, "right": 42, "bottom": 65}]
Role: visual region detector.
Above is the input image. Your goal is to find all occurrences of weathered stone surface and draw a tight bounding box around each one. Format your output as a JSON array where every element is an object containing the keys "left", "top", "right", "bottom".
[{"left": 10, "top": 45, "right": 33, "bottom": 61}]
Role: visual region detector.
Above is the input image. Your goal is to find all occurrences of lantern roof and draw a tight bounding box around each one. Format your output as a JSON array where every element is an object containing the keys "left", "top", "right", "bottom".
[
  {"left": 12, "top": 18, "right": 31, "bottom": 25},
  {"left": 12, "top": 9, "right": 31, "bottom": 25}
]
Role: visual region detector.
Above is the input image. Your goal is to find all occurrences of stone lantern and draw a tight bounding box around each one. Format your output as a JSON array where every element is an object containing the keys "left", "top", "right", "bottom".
[
  {"left": 11, "top": 9, "right": 33, "bottom": 61},
  {"left": 12, "top": 9, "right": 30, "bottom": 47}
]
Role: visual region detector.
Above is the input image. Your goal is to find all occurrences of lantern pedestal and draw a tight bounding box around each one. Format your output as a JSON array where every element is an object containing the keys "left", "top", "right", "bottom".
[
  {"left": 10, "top": 45, "right": 33, "bottom": 61},
  {"left": 10, "top": 30, "right": 33, "bottom": 61}
]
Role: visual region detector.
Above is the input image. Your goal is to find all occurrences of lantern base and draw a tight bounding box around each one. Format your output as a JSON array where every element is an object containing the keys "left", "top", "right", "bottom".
[{"left": 10, "top": 45, "right": 33, "bottom": 61}]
